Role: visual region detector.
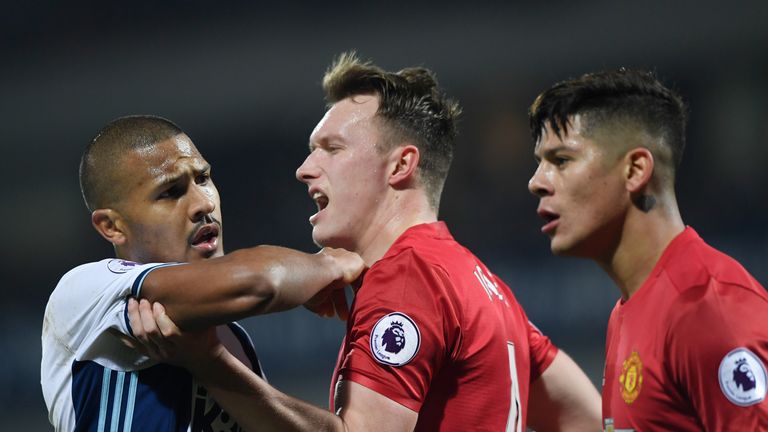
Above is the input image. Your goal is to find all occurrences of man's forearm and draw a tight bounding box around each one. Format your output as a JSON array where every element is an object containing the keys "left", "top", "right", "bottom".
[
  {"left": 527, "top": 350, "right": 602, "bottom": 431},
  {"left": 141, "top": 246, "right": 360, "bottom": 329},
  {"left": 195, "top": 346, "right": 346, "bottom": 432}
]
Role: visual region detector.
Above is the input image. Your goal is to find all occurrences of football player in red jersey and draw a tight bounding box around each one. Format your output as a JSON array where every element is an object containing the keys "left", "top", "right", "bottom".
[
  {"left": 528, "top": 69, "right": 768, "bottom": 430},
  {"left": 129, "top": 53, "right": 602, "bottom": 431}
]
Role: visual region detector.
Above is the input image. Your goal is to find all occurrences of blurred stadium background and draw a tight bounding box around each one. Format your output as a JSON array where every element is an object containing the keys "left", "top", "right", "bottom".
[{"left": 3, "top": 1, "right": 766, "bottom": 429}]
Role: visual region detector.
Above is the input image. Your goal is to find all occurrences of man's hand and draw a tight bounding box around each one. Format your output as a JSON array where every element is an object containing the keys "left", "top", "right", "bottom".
[
  {"left": 319, "top": 247, "right": 366, "bottom": 286},
  {"left": 304, "top": 286, "right": 351, "bottom": 320},
  {"left": 304, "top": 248, "right": 365, "bottom": 320},
  {"left": 127, "top": 298, "right": 224, "bottom": 371}
]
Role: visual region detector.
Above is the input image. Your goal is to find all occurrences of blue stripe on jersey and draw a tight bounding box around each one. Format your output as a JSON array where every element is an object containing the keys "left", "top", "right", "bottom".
[
  {"left": 129, "top": 263, "right": 184, "bottom": 297},
  {"left": 109, "top": 371, "right": 126, "bottom": 432},
  {"left": 122, "top": 372, "right": 138, "bottom": 432},
  {"left": 123, "top": 302, "right": 132, "bottom": 337},
  {"left": 73, "top": 361, "right": 192, "bottom": 432},
  {"left": 72, "top": 322, "right": 255, "bottom": 431},
  {"left": 124, "top": 263, "right": 183, "bottom": 335},
  {"left": 97, "top": 369, "right": 111, "bottom": 432},
  {"left": 226, "top": 322, "right": 265, "bottom": 380}
]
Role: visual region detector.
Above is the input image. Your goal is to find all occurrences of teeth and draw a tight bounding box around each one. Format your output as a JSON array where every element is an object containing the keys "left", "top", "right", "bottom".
[{"left": 311, "top": 191, "right": 329, "bottom": 211}]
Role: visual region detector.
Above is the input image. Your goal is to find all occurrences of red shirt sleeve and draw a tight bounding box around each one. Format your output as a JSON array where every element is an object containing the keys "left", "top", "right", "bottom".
[
  {"left": 526, "top": 319, "right": 558, "bottom": 379},
  {"left": 667, "top": 280, "right": 768, "bottom": 430},
  {"left": 493, "top": 277, "right": 558, "bottom": 380},
  {"left": 339, "top": 250, "right": 459, "bottom": 412}
]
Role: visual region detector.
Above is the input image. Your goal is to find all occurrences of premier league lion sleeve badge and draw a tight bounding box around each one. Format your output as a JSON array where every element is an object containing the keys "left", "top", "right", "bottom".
[
  {"left": 718, "top": 347, "right": 767, "bottom": 406},
  {"left": 370, "top": 312, "right": 421, "bottom": 367}
]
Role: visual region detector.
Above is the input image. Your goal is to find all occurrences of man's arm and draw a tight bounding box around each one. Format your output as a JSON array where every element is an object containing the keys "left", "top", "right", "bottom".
[
  {"left": 192, "top": 346, "right": 345, "bottom": 432},
  {"left": 193, "top": 349, "right": 417, "bottom": 432},
  {"left": 139, "top": 246, "right": 363, "bottom": 330},
  {"left": 668, "top": 280, "right": 768, "bottom": 430},
  {"left": 129, "top": 299, "right": 418, "bottom": 432},
  {"left": 527, "top": 350, "right": 602, "bottom": 431}
]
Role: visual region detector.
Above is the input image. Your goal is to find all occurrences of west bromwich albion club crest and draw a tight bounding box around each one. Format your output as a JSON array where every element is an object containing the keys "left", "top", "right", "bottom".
[
  {"left": 619, "top": 351, "right": 643, "bottom": 404},
  {"left": 370, "top": 312, "right": 420, "bottom": 366},
  {"left": 718, "top": 347, "right": 767, "bottom": 406}
]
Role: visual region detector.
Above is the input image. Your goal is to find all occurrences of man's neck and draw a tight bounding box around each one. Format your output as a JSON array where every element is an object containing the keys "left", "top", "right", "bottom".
[
  {"left": 356, "top": 194, "right": 437, "bottom": 266},
  {"left": 597, "top": 199, "right": 685, "bottom": 300}
]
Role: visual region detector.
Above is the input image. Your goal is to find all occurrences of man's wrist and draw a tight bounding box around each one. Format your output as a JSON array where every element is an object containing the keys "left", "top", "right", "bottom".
[
  {"left": 317, "top": 248, "right": 344, "bottom": 283},
  {"left": 185, "top": 343, "right": 228, "bottom": 382}
]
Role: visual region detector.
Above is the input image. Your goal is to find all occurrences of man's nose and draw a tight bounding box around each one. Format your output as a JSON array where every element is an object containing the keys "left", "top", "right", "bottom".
[
  {"left": 296, "top": 153, "right": 319, "bottom": 184},
  {"left": 528, "top": 165, "right": 552, "bottom": 197},
  {"left": 190, "top": 185, "right": 216, "bottom": 221}
]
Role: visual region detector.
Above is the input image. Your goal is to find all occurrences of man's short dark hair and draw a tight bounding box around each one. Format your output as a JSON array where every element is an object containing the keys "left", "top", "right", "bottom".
[
  {"left": 529, "top": 69, "right": 687, "bottom": 177},
  {"left": 80, "top": 115, "right": 184, "bottom": 212},
  {"left": 322, "top": 52, "right": 461, "bottom": 210}
]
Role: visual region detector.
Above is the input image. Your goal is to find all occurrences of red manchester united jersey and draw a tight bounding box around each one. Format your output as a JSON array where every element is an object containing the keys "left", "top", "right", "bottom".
[
  {"left": 330, "top": 222, "right": 557, "bottom": 431},
  {"left": 603, "top": 227, "right": 768, "bottom": 431}
]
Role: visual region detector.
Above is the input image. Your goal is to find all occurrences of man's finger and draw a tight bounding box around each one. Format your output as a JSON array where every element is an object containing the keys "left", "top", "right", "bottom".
[
  {"left": 153, "top": 302, "right": 182, "bottom": 338},
  {"left": 331, "top": 288, "right": 349, "bottom": 321},
  {"left": 138, "top": 298, "right": 165, "bottom": 348},
  {"left": 127, "top": 298, "right": 162, "bottom": 357},
  {"left": 314, "top": 300, "right": 330, "bottom": 318}
]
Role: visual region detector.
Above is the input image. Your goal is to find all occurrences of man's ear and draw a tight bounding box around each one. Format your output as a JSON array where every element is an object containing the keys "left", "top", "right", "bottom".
[
  {"left": 624, "top": 147, "right": 654, "bottom": 193},
  {"left": 388, "top": 144, "right": 420, "bottom": 187},
  {"left": 91, "top": 209, "right": 127, "bottom": 246}
]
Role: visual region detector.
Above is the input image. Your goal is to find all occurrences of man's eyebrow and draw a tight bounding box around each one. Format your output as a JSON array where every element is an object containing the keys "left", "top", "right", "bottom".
[
  {"left": 542, "top": 145, "right": 569, "bottom": 157},
  {"left": 308, "top": 134, "right": 345, "bottom": 152},
  {"left": 533, "top": 144, "right": 570, "bottom": 162},
  {"left": 155, "top": 174, "right": 183, "bottom": 190},
  {"left": 155, "top": 163, "right": 211, "bottom": 188}
]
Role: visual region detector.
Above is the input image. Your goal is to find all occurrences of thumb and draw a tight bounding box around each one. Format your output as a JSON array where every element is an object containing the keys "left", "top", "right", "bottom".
[{"left": 153, "top": 303, "right": 181, "bottom": 336}]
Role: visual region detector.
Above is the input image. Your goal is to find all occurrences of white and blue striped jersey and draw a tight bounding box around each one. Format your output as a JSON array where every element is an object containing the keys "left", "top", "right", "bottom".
[{"left": 42, "top": 258, "right": 264, "bottom": 432}]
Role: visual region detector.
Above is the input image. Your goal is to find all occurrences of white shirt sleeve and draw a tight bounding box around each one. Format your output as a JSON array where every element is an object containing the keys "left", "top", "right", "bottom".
[{"left": 44, "top": 259, "right": 180, "bottom": 370}]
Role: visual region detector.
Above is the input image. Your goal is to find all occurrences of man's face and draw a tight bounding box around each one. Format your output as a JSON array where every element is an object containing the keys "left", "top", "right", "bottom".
[
  {"left": 528, "top": 116, "right": 629, "bottom": 258},
  {"left": 114, "top": 134, "right": 223, "bottom": 263},
  {"left": 296, "top": 94, "right": 391, "bottom": 251}
]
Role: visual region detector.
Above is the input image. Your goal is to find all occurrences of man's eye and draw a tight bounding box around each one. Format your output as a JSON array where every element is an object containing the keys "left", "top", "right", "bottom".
[
  {"left": 322, "top": 145, "right": 340, "bottom": 154},
  {"left": 195, "top": 173, "right": 211, "bottom": 185},
  {"left": 158, "top": 186, "right": 183, "bottom": 199}
]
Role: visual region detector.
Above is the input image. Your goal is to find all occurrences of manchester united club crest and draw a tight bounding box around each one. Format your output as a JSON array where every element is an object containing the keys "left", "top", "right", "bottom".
[{"left": 619, "top": 351, "right": 643, "bottom": 404}]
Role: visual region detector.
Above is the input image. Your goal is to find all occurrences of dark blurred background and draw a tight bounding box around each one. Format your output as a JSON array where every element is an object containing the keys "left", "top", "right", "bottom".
[{"left": 4, "top": 1, "right": 767, "bottom": 429}]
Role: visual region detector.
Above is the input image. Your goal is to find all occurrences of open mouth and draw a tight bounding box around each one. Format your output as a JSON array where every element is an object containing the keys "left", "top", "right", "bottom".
[
  {"left": 313, "top": 191, "right": 329, "bottom": 212},
  {"left": 190, "top": 223, "right": 220, "bottom": 250},
  {"left": 308, "top": 189, "right": 329, "bottom": 225},
  {"left": 537, "top": 209, "right": 560, "bottom": 234}
]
